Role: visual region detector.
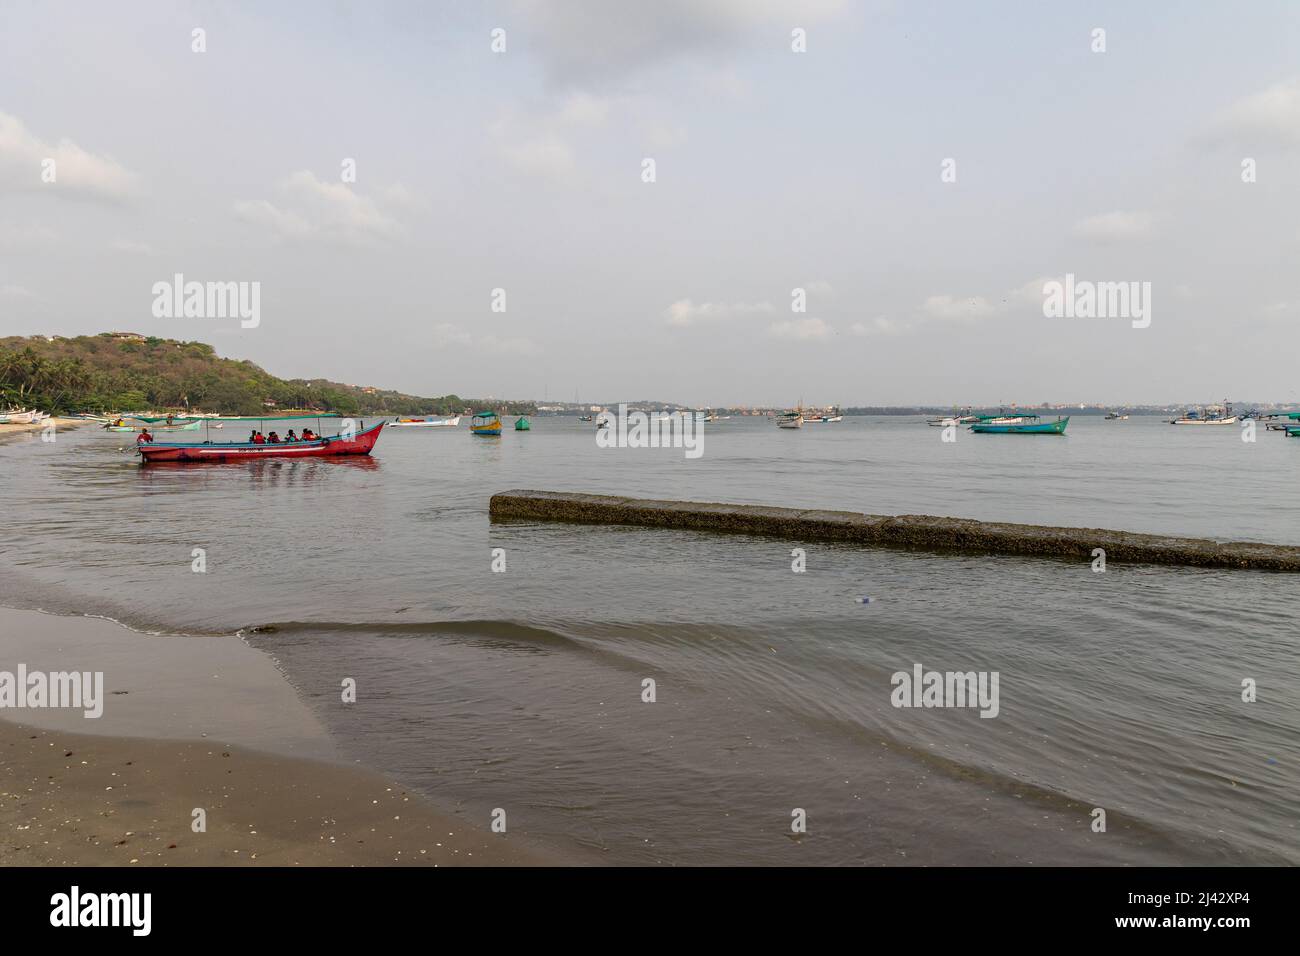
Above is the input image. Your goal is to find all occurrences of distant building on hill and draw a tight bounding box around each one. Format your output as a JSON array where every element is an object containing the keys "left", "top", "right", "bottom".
[{"left": 108, "top": 331, "right": 147, "bottom": 342}]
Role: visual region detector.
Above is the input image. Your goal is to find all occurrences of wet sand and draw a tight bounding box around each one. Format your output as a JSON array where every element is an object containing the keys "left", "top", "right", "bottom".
[
  {"left": 0, "top": 720, "right": 546, "bottom": 865},
  {"left": 0, "top": 417, "right": 84, "bottom": 445},
  {"left": 0, "top": 607, "right": 559, "bottom": 865}
]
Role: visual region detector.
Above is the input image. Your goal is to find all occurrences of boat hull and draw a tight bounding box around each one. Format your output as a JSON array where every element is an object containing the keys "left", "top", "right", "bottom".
[
  {"left": 138, "top": 423, "right": 384, "bottom": 463},
  {"left": 1172, "top": 417, "right": 1238, "bottom": 425},
  {"left": 391, "top": 416, "right": 460, "bottom": 427},
  {"left": 970, "top": 417, "right": 1069, "bottom": 434}
]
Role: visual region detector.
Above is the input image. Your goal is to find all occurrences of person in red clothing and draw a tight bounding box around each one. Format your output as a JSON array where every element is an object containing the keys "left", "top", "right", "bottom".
[
  {"left": 136, "top": 428, "right": 153, "bottom": 444},
  {"left": 252, "top": 431, "right": 266, "bottom": 444},
  {"left": 301, "top": 428, "right": 316, "bottom": 441},
  {"left": 267, "top": 431, "right": 281, "bottom": 443}
]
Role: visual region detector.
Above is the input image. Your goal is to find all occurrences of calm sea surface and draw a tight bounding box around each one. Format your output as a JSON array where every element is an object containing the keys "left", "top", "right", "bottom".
[{"left": 1, "top": 415, "right": 1297, "bottom": 864}]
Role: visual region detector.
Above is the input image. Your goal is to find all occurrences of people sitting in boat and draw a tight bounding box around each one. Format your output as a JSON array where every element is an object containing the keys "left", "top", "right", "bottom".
[
  {"left": 301, "top": 428, "right": 316, "bottom": 441},
  {"left": 248, "top": 430, "right": 258, "bottom": 443},
  {"left": 136, "top": 429, "right": 153, "bottom": 444},
  {"left": 285, "top": 429, "right": 298, "bottom": 442},
  {"left": 251, "top": 431, "right": 266, "bottom": 444},
  {"left": 267, "top": 431, "right": 281, "bottom": 443}
]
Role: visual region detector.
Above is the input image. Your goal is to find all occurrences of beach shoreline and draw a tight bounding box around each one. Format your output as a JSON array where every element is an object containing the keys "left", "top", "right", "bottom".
[
  {"left": 0, "top": 418, "right": 86, "bottom": 445},
  {"left": 0, "top": 606, "right": 564, "bottom": 866}
]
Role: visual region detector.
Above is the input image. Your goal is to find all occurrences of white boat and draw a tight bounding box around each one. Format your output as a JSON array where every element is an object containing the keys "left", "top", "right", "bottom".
[
  {"left": 926, "top": 409, "right": 978, "bottom": 426},
  {"left": 804, "top": 406, "right": 843, "bottom": 423},
  {"left": 390, "top": 415, "right": 461, "bottom": 427},
  {"left": 1171, "top": 403, "right": 1237, "bottom": 425},
  {"left": 775, "top": 410, "right": 804, "bottom": 429},
  {"left": 0, "top": 409, "right": 39, "bottom": 424}
]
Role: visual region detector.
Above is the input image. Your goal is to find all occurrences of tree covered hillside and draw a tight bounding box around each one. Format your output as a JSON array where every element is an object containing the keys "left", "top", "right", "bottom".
[{"left": 0, "top": 333, "right": 530, "bottom": 416}]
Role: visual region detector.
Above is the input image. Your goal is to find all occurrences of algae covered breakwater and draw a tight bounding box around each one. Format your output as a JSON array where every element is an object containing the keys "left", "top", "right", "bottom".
[{"left": 489, "top": 490, "right": 1300, "bottom": 572}]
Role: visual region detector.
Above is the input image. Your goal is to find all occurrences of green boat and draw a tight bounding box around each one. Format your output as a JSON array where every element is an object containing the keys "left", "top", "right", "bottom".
[
  {"left": 1286, "top": 426, "right": 1300, "bottom": 438},
  {"left": 970, "top": 416, "right": 1069, "bottom": 434},
  {"left": 514, "top": 416, "right": 530, "bottom": 431}
]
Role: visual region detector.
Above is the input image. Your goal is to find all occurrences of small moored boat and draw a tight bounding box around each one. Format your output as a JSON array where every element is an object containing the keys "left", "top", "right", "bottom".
[
  {"left": 970, "top": 415, "right": 1069, "bottom": 434},
  {"left": 1171, "top": 403, "right": 1237, "bottom": 425},
  {"left": 471, "top": 411, "right": 502, "bottom": 436},
  {"left": 515, "top": 416, "right": 531, "bottom": 431},
  {"left": 391, "top": 415, "right": 461, "bottom": 427},
  {"left": 775, "top": 410, "right": 804, "bottom": 429},
  {"left": 137, "top": 422, "right": 385, "bottom": 463}
]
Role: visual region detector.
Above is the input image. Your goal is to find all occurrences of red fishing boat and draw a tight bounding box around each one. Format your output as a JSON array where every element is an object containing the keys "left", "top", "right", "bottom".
[{"left": 137, "top": 422, "right": 385, "bottom": 463}]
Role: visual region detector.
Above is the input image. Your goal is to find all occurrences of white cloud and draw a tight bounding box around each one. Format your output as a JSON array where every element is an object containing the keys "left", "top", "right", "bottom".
[
  {"left": 769, "top": 317, "right": 833, "bottom": 340},
  {"left": 377, "top": 182, "right": 421, "bottom": 207},
  {"left": 644, "top": 121, "right": 688, "bottom": 149},
  {"left": 109, "top": 238, "right": 156, "bottom": 255},
  {"left": 1263, "top": 300, "right": 1300, "bottom": 320},
  {"left": 512, "top": 0, "right": 848, "bottom": 86},
  {"left": 0, "top": 222, "right": 57, "bottom": 248},
  {"left": 557, "top": 92, "right": 612, "bottom": 126},
  {"left": 1073, "top": 210, "right": 1154, "bottom": 242},
  {"left": 1203, "top": 77, "right": 1300, "bottom": 148},
  {"left": 0, "top": 112, "right": 136, "bottom": 201},
  {"left": 506, "top": 135, "right": 576, "bottom": 179},
  {"left": 663, "top": 298, "right": 774, "bottom": 327},
  {"left": 430, "top": 323, "right": 540, "bottom": 354},
  {"left": 850, "top": 316, "right": 908, "bottom": 336},
  {"left": 432, "top": 323, "right": 473, "bottom": 347},
  {"left": 235, "top": 170, "right": 402, "bottom": 244},
  {"left": 922, "top": 294, "right": 996, "bottom": 321},
  {"left": 234, "top": 198, "right": 314, "bottom": 240}
]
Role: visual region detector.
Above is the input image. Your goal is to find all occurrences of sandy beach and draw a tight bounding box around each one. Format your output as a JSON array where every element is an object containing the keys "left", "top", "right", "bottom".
[{"left": 0, "top": 607, "right": 557, "bottom": 866}]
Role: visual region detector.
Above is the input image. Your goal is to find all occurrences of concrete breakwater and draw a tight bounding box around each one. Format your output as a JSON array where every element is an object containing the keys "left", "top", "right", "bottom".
[{"left": 488, "top": 490, "right": 1300, "bottom": 571}]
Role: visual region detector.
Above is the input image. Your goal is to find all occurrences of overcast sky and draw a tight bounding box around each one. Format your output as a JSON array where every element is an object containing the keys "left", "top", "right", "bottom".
[{"left": 2, "top": 1, "right": 1299, "bottom": 406}]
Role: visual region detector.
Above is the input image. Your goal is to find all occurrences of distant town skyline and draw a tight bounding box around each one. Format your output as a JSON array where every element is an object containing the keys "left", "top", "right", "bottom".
[{"left": 3, "top": 2, "right": 1299, "bottom": 405}]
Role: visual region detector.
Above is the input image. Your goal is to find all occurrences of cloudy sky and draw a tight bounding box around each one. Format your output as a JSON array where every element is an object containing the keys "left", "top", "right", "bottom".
[{"left": 2, "top": 1, "right": 1298, "bottom": 406}]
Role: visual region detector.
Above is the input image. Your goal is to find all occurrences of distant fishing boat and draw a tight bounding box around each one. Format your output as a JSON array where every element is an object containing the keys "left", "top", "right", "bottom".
[
  {"left": 927, "top": 410, "right": 979, "bottom": 427},
  {"left": 514, "top": 416, "right": 531, "bottom": 431},
  {"left": 470, "top": 411, "right": 501, "bottom": 436},
  {"left": 578, "top": 414, "right": 594, "bottom": 422},
  {"left": 775, "top": 410, "right": 804, "bottom": 429},
  {"left": 0, "top": 409, "right": 40, "bottom": 424},
  {"left": 970, "top": 415, "right": 1069, "bottom": 434},
  {"left": 137, "top": 422, "right": 385, "bottom": 463},
  {"left": 390, "top": 415, "right": 461, "bottom": 427},
  {"left": 804, "top": 406, "right": 843, "bottom": 423},
  {"left": 1171, "top": 403, "right": 1236, "bottom": 425},
  {"left": 1105, "top": 411, "right": 1129, "bottom": 420}
]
